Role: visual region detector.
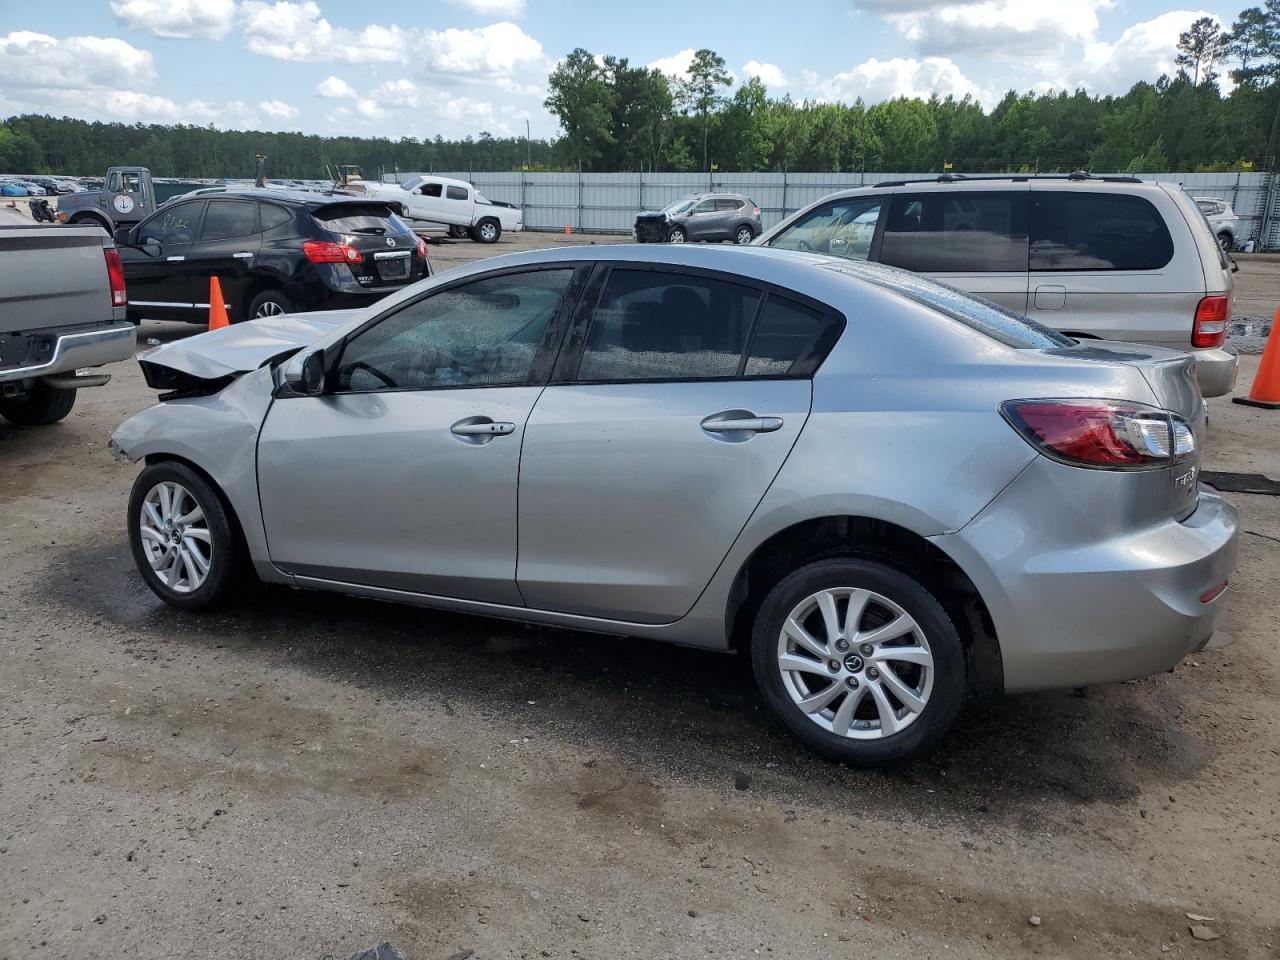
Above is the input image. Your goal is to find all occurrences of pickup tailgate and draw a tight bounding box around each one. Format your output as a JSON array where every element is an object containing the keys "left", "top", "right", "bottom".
[{"left": 0, "top": 225, "right": 118, "bottom": 335}]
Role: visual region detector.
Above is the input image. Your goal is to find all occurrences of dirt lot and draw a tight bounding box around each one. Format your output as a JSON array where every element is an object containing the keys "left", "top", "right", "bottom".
[{"left": 1, "top": 230, "right": 1278, "bottom": 960}]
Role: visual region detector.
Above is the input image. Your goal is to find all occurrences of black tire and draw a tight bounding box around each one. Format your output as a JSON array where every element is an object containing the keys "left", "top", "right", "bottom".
[
  {"left": 1217, "top": 232, "right": 1234, "bottom": 253},
  {"left": 128, "top": 461, "right": 240, "bottom": 611},
  {"left": 247, "top": 289, "right": 295, "bottom": 321},
  {"left": 470, "top": 218, "right": 501, "bottom": 243},
  {"left": 447, "top": 225, "right": 468, "bottom": 239},
  {"left": 0, "top": 383, "right": 76, "bottom": 426},
  {"left": 750, "top": 557, "right": 966, "bottom": 766},
  {"left": 667, "top": 225, "right": 687, "bottom": 243},
  {"left": 734, "top": 224, "right": 755, "bottom": 245}
]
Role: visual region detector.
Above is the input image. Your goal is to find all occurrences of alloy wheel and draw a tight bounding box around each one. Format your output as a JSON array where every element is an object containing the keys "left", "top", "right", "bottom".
[
  {"left": 255, "top": 300, "right": 285, "bottom": 318},
  {"left": 480, "top": 222, "right": 498, "bottom": 241},
  {"left": 775, "top": 587, "right": 934, "bottom": 740},
  {"left": 138, "top": 481, "right": 212, "bottom": 594},
  {"left": 668, "top": 229, "right": 685, "bottom": 243},
  {"left": 736, "top": 227, "right": 753, "bottom": 245}
]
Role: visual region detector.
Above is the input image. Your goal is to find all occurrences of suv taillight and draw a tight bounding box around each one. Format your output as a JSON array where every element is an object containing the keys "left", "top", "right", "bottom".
[
  {"left": 303, "top": 240, "right": 364, "bottom": 264},
  {"left": 1192, "top": 295, "right": 1228, "bottom": 348},
  {"left": 415, "top": 236, "right": 428, "bottom": 259},
  {"left": 1000, "top": 399, "right": 1194, "bottom": 470},
  {"left": 753, "top": 206, "right": 761, "bottom": 216},
  {"left": 104, "top": 248, "right": 126, "bottom": 307}
]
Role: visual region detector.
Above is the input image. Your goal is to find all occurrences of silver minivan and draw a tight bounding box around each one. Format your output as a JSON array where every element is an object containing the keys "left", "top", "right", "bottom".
[{"left": 757, "top": 175, "right": 1239, "bottom": 396}]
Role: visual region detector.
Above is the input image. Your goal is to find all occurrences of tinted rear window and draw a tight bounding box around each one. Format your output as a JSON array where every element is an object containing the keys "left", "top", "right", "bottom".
[
  {"left": 313, "top": 204, "right": 405, "bottom": 235},
  {"left": 880, "top": 191, "right": 1027, "bottom": 272},
  {"left": 1030, "top": 191, "right": 1174, "bottom": 271},
  {"left": 446, "top": 185, "right": 468, "bottom": 200},
  {"left": 199, "top": 200, "right": 258, "bottom": 241}
]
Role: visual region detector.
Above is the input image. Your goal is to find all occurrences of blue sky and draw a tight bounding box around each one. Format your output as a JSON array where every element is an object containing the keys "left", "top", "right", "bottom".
[{"left": 0, "top": 0, "right": 1240, "bottom": 139}]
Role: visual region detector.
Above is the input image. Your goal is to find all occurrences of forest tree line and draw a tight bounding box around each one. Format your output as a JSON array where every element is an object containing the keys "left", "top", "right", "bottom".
[{"left": 3, "top": 5, "right": 1280, "bottom": 178}]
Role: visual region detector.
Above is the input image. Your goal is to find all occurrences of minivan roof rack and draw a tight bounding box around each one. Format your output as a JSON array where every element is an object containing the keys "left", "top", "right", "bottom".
[{"left": 871, "top": 172, "right": 1144, "bottom": 188}]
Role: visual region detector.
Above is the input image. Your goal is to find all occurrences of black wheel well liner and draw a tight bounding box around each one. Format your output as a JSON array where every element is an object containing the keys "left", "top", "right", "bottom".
[{"left": 724, "top": 515, "right": 1003, "bottom": 696}]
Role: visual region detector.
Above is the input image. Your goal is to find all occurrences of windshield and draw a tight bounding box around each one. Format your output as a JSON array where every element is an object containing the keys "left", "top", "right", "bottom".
[{"left": 662, "top": 197, "right": 698, "bottom": 215}]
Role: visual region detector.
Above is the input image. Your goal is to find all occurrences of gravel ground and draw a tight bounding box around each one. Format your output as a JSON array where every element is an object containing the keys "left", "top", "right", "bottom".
[{"left": 1, "top": 230, "right": 1278, "bottom": 960}]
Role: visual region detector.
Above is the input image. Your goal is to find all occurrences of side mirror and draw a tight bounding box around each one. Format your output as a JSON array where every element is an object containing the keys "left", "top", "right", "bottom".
[
  {"left": 112, "top": 226, "right": 133, "bottom": 246},
  {"left": 142, "top": 235, "right": 161, "bottom": 257},
  {"left": 281, "top": 349, "right": 328, "bottom": 396}
]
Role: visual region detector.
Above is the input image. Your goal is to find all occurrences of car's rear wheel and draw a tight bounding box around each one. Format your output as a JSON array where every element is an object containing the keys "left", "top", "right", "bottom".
[
  {"left": 735, "top": 225, "right": 755, "bottom": 245},
  {"left": 128, "top": 462, "right": 239, "bottom": 610},
  {"left": 471, "top": 218, "right": 501, "bottom": 243},
  {"left": 447, "top": 225, "right": 469, "bottom": 239},
  {"left": 248, "top": 289, "right": 294, "bottom": 320},
  {"left": 751, "top": 557, "right": 966, "bottom": 765},
  {"left": 0, "top": 382, "right": 76, "bottom": 426},
  {"left": 667, "top": 226, "right": 687, "bottom": 243},
  {"left": 1218, "top": 232, "right": 1234, "bottom": 253}
]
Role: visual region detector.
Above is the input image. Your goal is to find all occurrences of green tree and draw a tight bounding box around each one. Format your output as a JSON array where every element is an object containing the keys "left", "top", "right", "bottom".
[
  {"left": 1226, "top": 7, "right": 1270, "bottom": 81},
  {"left": 1176, "top": 16, "right": 1229, "bottom": 86},
  {"left": 677, "top": 48, "right": 732, "bottom": 171},
  {"left": 544, "top": 48, "right": 615, "bottom": 170}
]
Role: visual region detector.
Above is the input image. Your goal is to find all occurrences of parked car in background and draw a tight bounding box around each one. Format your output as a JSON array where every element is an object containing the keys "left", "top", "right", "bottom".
[
  {"left": 1195, "top": 197, "right": 1242, "bottom": 252},
  {"left": 0, "top": 224, "right": 135, "bottom": 426},
  {"left": 635, "top": 193, "right": 763, "bottom": 244},
  {"left": 0, "top": 179, "right": 36, "bottom": 197},
  {"left": 110, "top": 244, "right": 1237, "bottom": 765},
  {"left": 349, "top": 174, "right": 522, "bottom": 243},
  {"left": 758, "top": 174, "right": 1239, "bottom": 397},
  {"left": 114, "top": 190, "right": 429, "bottom": 323}
]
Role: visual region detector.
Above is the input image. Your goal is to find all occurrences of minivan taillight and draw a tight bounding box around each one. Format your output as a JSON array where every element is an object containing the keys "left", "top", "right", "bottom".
[
  {"left": 1000, "top": 399, "right": 1194, "bottom": 470},
  {"left": 303, "top": 240, "right": 364, "bottom": 264},
  {"left": 104, "top": 248, "right": 126, "bottom": 307},
  {"left": 1192, "top": 295, "right": 1228, "bottom": 348}
]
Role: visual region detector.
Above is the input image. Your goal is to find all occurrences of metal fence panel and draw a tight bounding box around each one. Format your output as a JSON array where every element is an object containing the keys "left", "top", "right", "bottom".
[{"left": 387, "top": 170, "right": 1277, "bottom": 247}]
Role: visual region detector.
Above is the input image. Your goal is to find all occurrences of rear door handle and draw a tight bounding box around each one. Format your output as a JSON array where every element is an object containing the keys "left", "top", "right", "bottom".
[
  {"left": 233, "top": 252, "right": 254, "bottom": 260},
  {"left": 450, "top": 416, "right": 515, "bottom": 443},
  {"left": 700, "top": 412, "right": 784, "bottom": 434}
]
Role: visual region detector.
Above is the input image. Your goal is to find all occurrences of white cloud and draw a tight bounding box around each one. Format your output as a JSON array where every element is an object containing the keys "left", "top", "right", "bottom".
[
  {"left": 448, "top": 0, "right": 527, "bottom": 14},
  {"left": 1080, "top": 10, "right": 1217, "bottom": 89},
  {"left": 647, "top": 48, "right": 697, "bottom": 81},
  {"left": 240, "top": 1, "right": 412, "bottom": 63},
  {"left": 743, "top": 60, "right": 786, "bottom": 88},
  {"left": 258, "top": 98, "right": 299, "bottom": 120},
  {"left": 110, "top": 0, "right": 237, "bottom": 40},
  {"left": 421, "top": 22, "right": 543, "bottom": 76},
  {"left": 813, "top": 56, "right": 989, "bottom": 104},
  {"left": 0, "top": 31, "right": 155, "bottom": 90},
  {"left": 314, "top": 75, "right": 357, "bottom": 98},
  {"left": 870, "top": 0, "right": 1107, "bottom": 59}
]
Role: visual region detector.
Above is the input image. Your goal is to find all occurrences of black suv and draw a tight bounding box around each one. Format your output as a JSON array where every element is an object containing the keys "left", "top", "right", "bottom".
[{"left": 115, "top": 191, "right": 430, "bottom": 323}]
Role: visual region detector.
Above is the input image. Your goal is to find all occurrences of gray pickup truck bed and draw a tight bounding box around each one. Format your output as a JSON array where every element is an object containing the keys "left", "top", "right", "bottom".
[{"left": 0, "top": 224, "right": 136, "bottom": 426}]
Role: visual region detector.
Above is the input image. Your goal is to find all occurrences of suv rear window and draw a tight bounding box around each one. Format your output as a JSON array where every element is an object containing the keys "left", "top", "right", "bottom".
[
  {"left": 1030, "top": 192, "right": 1174, "bottom": 271},
  {"left": 312, "top": 204, "right": 404, "bottom": 236},
  {"left": 880, "top": 191, "right": 1027, "bottom": 273}
]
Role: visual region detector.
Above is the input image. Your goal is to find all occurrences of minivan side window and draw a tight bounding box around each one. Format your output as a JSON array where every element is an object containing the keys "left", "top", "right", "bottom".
[
  {"left": 446, "top": 185, "right": 468, "bottom": 201},
  {"left": 577, "top": 270, "right": 761, "bottom": 381},
  {"left": 1030, "top": 192, "right": 1175, "bottom": 271},
  {"left": 879, "top": 191, "right": 1028, "bottom": 273},
  {"left": 768, "top": 197, "right": 883, "bottom": 262}
]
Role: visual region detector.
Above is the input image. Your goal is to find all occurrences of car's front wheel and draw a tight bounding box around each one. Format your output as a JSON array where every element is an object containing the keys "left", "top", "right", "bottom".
[
  {"left": 667, "top": 226, "right": 687, "bottom": 243},
  {"left": 751, "top": 557, "right": 966, "bottom": 765},
  {"left": 128, "top": 461, "right": 240, "bottom": 610},
  {"left": 735, "top": 225, "right": 755, "bottom": 245}
]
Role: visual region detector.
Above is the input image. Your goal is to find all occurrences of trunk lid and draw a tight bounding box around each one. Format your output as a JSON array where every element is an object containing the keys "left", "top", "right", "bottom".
[{"left": 311, "top": 202, "right": 426, "bottom": 289}]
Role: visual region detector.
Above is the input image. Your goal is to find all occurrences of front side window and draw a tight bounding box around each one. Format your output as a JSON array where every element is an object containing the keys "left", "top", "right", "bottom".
[
  {"left": 769, "top": 197, "right": 883, "bottom": 262},
  {"left": 691, "top": 199, "right": 716, "bottom": 214},
  {"left": 336, "top": 269, "right": 573, "bottom": 392},
  {"left": 121, "top": 172, "right": 141, "bottom": 193},
  {"left": 138, "top": 201, "right": 202, "bottom": 246},
  {"left": 446, "top": 185, "right": 469, "bottom": 201},
  {"left": 1030, "top": 191, "right": 1174, "bottom": 271},
  {"left": 880, "top": 191, "right": 1027, "bottom": 273},
  {"left": 420, "top": 182, "right": 443, "bottom": 197},
  {"left": 199, "top": 201, "right": 258, "bottom": 241},
  {"left": 577, "top": 269, "right": 761, "bottom": 381}
]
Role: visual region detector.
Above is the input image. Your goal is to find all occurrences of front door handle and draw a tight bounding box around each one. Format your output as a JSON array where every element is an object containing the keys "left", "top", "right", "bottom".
[
  {"left": 166, "top": 255, "right": 185, "bottom": 262},
  {"left": 450, "top": 416, "right": 515, "bottom": 444},
  {"left": 700, "top": 411, "right": 784, "bottom": 438},
  {"left": 233, "top": 251, "right": 254, "bottom": 260}
]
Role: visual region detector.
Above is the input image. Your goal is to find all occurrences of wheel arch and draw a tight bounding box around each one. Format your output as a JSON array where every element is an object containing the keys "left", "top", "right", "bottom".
[
  {"left": 68, "top": 210, "right": 112, "bottom": 231},
  {"left": 141, "top": 453, "right": 252, "bottom": 556},
  {"left": 724, "top": 514, "right": 1003, "bottom": 697}
]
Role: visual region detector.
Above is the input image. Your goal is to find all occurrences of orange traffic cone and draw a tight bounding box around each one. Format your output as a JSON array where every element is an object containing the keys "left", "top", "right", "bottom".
[
  {"left": 1233, "top": 307, "right": 1280, "bottom": 409},
  {"left": 208, "top": 276, "right": 229, "bottom": 331},
  {"left": 564, "top": 223, "right": 572, "bottom": 235}
]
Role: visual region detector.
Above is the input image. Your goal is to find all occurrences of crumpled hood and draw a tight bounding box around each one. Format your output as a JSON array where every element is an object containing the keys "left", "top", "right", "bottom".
[{"left": 139, "top": 309, "right": 361, "bottom": 382}]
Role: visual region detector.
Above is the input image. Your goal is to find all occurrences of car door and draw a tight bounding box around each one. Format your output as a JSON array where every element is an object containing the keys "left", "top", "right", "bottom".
[
  {"left": 181, "top": 198, "right": 261, "bottom": 321},
  {"left": 118, "top": 199, "right": 206, "bottom": 320},
  {"left": 876, "top": 188, "right": 1030, "bottom": 315},
  {"left": 443, "top": 184, "right": 472, "bottom": 226},
  {"left": 712, "top": 197, "right": 741, "bottom": 239},
  {"left": 684, "top": 198, "right": 719, "bottom": 240},
  {"left": 411, "top": 180, "right": 444, "bottom": 221},
  {"left": 517, "top": 266, "right": 837, "bottom": 624},
  {"left": 256, "top": 265, "right": 586, "bottom": 604}
]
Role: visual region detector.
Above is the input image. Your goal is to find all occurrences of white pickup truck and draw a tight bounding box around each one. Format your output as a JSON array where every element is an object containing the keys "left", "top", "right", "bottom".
[
  {"left": 0, "top": 223, "right": 136, "bottom": 426},
  {"left": 351, "top": 175, "right": 522, "bottom": 243}
]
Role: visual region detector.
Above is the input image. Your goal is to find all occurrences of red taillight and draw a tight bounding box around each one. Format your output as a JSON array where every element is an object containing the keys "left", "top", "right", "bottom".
[
  {"left": 1000, "top": 399, "right": 1194, "bottom": 470},
  {"left": 303, "top": 240, "right": 364, "bottom": 264},
  {"left": 415, "top": 236, "right": 428, "bottom": 259},
  {"left": 1192, "top": 295, "right": 1228, "bottom": 348},
  {"left": 753, "top": 206, "right": 761, "bottom": 216},
  {"left": 1199, "top": 581, "right": 1228, "bottom": 603},
  {"left": 104, "top": 248, "right": 126, "bottom": 307}
]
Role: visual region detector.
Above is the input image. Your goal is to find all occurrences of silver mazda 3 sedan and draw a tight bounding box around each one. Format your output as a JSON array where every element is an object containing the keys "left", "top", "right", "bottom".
[{"left": 110, "top": 245, "right": 1239, "bottom": 765}]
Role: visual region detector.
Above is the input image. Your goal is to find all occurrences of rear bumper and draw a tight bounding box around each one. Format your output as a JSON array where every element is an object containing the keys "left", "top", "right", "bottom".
[
  {"left": 1190, "top": 345, "right": 1239, "bottom": 398},
  {"left": 0, "top": 320, "right": 136, "bottom": 385},
  {"left": 935, "top": 480, "right": 1239, "bottom": 693}
]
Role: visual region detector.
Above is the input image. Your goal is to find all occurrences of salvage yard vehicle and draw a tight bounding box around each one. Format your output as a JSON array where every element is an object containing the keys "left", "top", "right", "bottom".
[
  {"left": 758, "top": 174, "right": 1240, "bottom": 397},
  {"left": 349, "top": 174, "right": 522, "bottom": 243},
  {"left": 114, "top": 190, "right": 430, "bottom": 323},
  {"left": 1195, "top": 196, "right": 1243, "bottom": 252},
  {"left": 634, "top": 193, "right": 763, "bottom": 244},
  {"left": 111, "top": 245, "right": 1238, "bottom": 765},
  {"left": 0, "top": 224, "right": 135, "bottom": 425},
  {"left": 56, "top": 165, "right": 156, "bottom": 233}
]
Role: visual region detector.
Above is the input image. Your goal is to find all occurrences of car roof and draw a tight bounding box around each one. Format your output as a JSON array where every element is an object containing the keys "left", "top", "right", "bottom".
[{"left": 197, "top": 188, "right": 402, "bottom": 208}]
